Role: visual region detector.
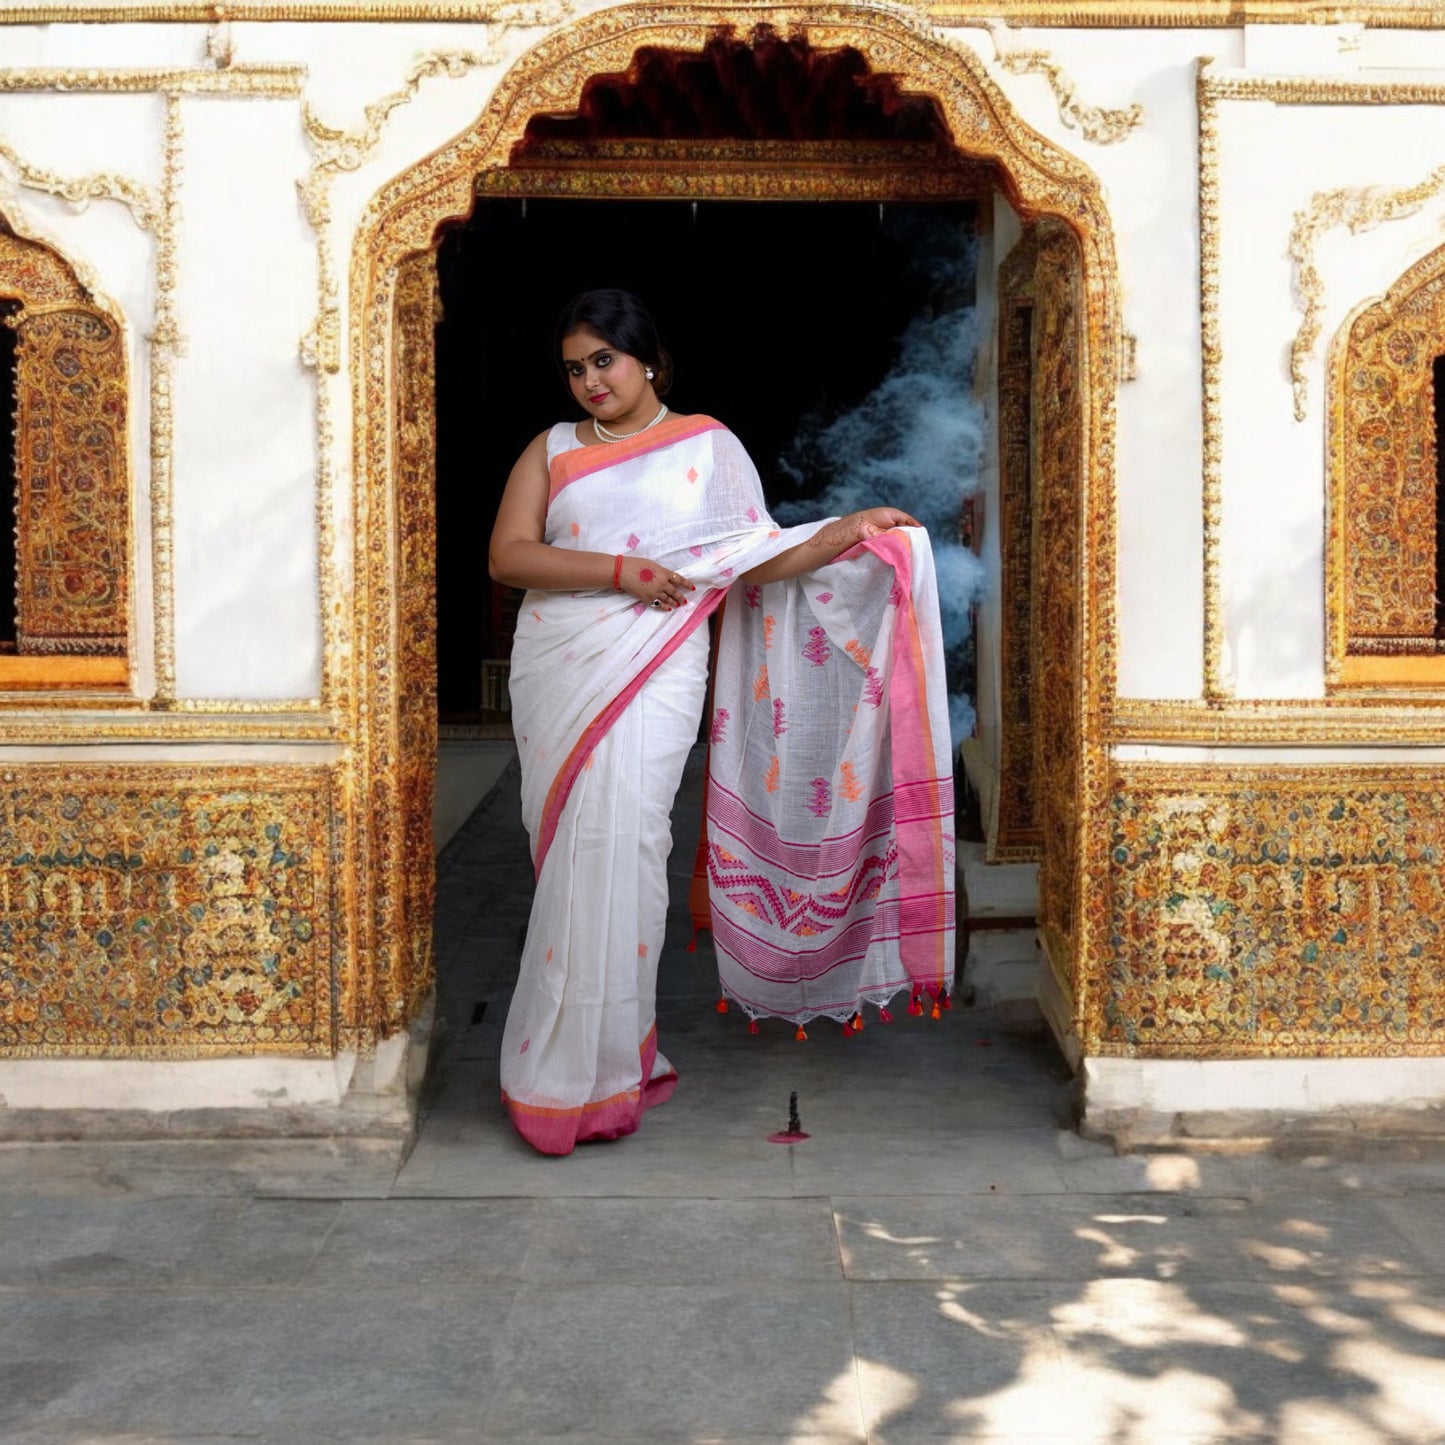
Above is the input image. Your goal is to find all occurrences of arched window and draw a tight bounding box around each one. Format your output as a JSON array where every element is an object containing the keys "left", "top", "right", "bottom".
[
  {"left": 0, "top": 223, "right": 129, "bottom": 690},
  {"left": 1329, "top": 243, "right": 1445, "bottom": 689}
]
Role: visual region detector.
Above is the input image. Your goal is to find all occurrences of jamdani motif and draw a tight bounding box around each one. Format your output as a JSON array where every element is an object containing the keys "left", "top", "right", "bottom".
[
  {"left": 1096, "top": 767, "right": 1445, "bottom": 1057},
  {"left": 994, "top": 228, "right": 1041, "bottom": 860},
  {"left": 1328, "top": 240, "right": 1445, "bottom": 677},
  {"left": 12, "top": 308, "right": 129, "bottom": 655},
  {"left": 1031, "top": 223, "right": 1085, "bottom": 983},
  {"left": 0, "top": 766, "right": 338, "bottom": 1058}
]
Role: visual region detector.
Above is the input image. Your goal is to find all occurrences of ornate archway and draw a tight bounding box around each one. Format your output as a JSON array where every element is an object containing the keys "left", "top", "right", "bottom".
[{"left": 345, "top": 4, "right": 1122, "bottom": 1046}]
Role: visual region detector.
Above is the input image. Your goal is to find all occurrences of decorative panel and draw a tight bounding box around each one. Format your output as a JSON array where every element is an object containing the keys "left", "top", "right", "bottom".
[
  {"left": 0, "top": 233, "right": 86, "bottom": 310},
  {"left": 1097, "top": 766, "right": 1445, "bottom": 1058},
  {"left": 386, "top": 251, "right": 439, "bottom": 1028},
  {"left": 1030, "top": 221, "right": 1085, "bottom": 978},
  {"left": 1329, "top": 241, "right": 1445, "bottom": 683},
  {"left": 13, "top": 308, "right": 130, "bottom": 655},
  {"left": 0, "top": 766, "right": 338, "bottom": 1057},
  {"left": 993, "top": 228, "right": 1040, "bottom": 860}
]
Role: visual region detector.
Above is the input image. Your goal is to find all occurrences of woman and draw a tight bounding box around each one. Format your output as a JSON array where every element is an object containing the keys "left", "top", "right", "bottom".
[{"left": 488, "top": 289, "right": 955, "bottom": 1156}]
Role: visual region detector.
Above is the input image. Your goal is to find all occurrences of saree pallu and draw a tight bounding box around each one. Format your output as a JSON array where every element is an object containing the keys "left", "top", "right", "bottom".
[
  {"left": 501, "top": 414, "right": 954, "bottom": 1156},
  {"left": 700, "top": 528, "right": 956, "bottom": 1025}
]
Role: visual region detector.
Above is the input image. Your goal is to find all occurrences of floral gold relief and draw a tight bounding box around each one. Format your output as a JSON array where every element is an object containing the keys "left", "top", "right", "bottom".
[
  {"left": 0, "top": 765, "right": 340, "bottom": 1058},
  {"left": 1094, "top": 766, "right": 1445, "bottom": 1059}
]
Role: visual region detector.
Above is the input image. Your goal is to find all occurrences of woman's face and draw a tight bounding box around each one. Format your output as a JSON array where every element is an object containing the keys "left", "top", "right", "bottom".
[{"left": 561, "top": 327, "right": 654, "bottom": 425}]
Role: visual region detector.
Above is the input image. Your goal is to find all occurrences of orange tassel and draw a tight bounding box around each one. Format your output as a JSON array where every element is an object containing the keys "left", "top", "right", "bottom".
[
  {"left": 747, "top": 1019, "right": 759, "bottom": 1036},
  {"left": 715, "top": 998, "right": 729, "bottom": 1014},
  {"left": 795, "top": 1024, "right": 807, "bottom": 1042},
  {"left": 930, "top": 999, "right": 942, "bottom": 1020},
  {"left": 879, "top": 1007, "right": 893, "bottom": 1023},
  {"left": 851, "top": 1012, "right": 864, "bottom": 1033}
]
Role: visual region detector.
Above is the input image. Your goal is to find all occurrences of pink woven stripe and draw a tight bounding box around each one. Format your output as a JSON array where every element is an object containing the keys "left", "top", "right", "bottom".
[
  {"left": 534, "top": 586, "right": 727, "bottom": 878},
  {"left": 548, "top": 415, "right": 725, "bottom": 502},
  {"left": 502, "top": 1025, "right": 674, "bottom": 1156}
]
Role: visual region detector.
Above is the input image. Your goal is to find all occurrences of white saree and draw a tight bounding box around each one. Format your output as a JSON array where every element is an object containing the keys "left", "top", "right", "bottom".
[{"left": 501, "top": 415, "right": 954, "bottom": 1155}]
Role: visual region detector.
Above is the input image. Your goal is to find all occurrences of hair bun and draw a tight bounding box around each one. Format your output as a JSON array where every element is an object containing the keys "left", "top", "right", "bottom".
[{"left": 653, "top": 347, "right": 674, "bottom": 398}]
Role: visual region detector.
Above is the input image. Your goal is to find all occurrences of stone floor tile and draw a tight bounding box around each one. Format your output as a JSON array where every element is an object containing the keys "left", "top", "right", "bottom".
[
  {"left": 0, "top": 1138, "right": 403, "bottom": 1200},
  {"left": 848, "top": 1279, "right": 1067, "bottom": 1440},
  {"left": 1042, "top": 1277, "right": 1445, "bottom": 1444},
  {"left": 834, "top": 1190, "right": 1434, "bottom": 1286},
  {"left": 0, "top": 1284, "right": 519, "bottom": 1439},
  {"left": 0, "top": 1195, "right": 340, "bottom": 1288},
  {"left": 522, "top": 1197, "right": 841, "bottom": 1283},
  {"left": 302, "top": 1198, "right": 541, "bottom": 1285},
  {"left": 787, "top": 1127, "right": 1068, "bottom": 1197},
  {"left": 481, "top": 1281, "right": 864, "bottom": 1441}
]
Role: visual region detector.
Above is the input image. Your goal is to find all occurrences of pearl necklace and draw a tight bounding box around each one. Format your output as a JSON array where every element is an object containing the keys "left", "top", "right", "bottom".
[{"left": 594, "top": 404, "right": 669, "bottom": 443}]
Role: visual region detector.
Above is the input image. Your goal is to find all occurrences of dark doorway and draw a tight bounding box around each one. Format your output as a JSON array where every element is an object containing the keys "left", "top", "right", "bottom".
[{"left": 434, "top": 196, "right": 977, "bottom": 721}]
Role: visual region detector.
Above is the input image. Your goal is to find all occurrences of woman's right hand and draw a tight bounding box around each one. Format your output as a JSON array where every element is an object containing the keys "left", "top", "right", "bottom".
[{"left": 619, "top": 556, "right": 696, "bottom": 612}]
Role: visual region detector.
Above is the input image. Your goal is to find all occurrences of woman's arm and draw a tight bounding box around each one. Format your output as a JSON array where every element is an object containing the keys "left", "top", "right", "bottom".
[
  {"left": 739, "top": 507, "right": 921, "bottom": 586},
  {"left": 488, "top": 431, "right": 694, "bottom": 608}
]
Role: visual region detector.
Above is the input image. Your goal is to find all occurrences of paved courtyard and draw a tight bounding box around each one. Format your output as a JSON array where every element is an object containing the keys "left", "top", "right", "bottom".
[{"left": 2, "top": 751, "right": 1445, "bottom": 1443}]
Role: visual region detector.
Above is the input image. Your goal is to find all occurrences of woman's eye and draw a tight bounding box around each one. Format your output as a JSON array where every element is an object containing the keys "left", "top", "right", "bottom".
[{"left": 595, "top": 353, "right": 612, "bottom": 368}]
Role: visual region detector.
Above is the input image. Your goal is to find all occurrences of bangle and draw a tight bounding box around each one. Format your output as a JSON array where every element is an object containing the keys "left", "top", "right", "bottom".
[{"left": 612, "top": 554, "right": 624, "bottom": 592}]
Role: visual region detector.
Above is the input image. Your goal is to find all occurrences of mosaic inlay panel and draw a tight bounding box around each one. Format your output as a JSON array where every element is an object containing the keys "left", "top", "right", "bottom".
[
  {"left": 0, "top": 767, "right": 337, "bottom": 1057},
  {"left": 1097, "top": 767, "right": 1445, "bottom": 1057}
]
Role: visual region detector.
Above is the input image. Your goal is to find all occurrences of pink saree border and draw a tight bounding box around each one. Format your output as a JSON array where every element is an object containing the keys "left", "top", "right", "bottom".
[
  {"left": 547, "top": 414, "right": 725, "bottom": 503},
  {"left": 534, "top": 585, "right": 727, "bottom": 878},
  {"left": 856, "top": 530, "right": 951, "bottom": 989},
  {"left": 502, "top": 1023, "right": 676, "bottom": 1156}
]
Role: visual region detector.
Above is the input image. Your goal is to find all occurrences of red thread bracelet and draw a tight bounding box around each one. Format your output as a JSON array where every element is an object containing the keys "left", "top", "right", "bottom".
[{"left": 612, "top": 554, "right": 624, "bottom": 592}]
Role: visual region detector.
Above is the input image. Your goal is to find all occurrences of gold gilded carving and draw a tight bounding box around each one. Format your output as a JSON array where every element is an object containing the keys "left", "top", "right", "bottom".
[
  {"left": 479, "top": 138, "right": 992, "bottom": 200},
  {"left": 148, "top": 95, "right": 183, "bottom": 707},
  {"left": 1095, "top": 765, "right": 1445, "bottom": 1058},
  {"left": 1197, "top": 59, "right": 1224, "bottom": 701},
  {"left": 13, "top": 309, "right": 130, "bottom": 655},
  {"left": 1289, "top": 165, "right": 1445, "bottom": 423},
  {"left": 988, "top": 32, "right": 1143, "bottom": 146},
  {"left": 0, "top": 231, "right": 87, "bottom": 310},
  {"left": 0, "top": 67, "right": 305, "bottom": 97},
  {"left": 993, "top": 228, "right": 1041, "bottom": 861},
  {"left": 1109, "top": 698, "right": 1445, "bottom": 744},
  {"left": 7, "top": 3, "right": 1445, "bottom": 25},
  {"left": 1031, "top": 221, "right": 1086, "bottom": 984},
  {"left": 0, "top": 140, "right": 160, "bottom": 233},
  {"left": 351, "top": 4, "right": 1122, "bottom": 1036},
  {"left": 0, "top": 764, "right": 338, "bottom": 1058},
  {"left": 1327, "top": 241, "right": 1445, "bottom": 687},
  {"left": 390, "top": 251, "right": 439, "bottom": 1028}
]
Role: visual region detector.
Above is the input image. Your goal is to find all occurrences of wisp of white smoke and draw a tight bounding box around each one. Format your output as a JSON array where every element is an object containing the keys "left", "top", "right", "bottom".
[{"left": 775, "top": 218, "right": 987, "bottom": 748}]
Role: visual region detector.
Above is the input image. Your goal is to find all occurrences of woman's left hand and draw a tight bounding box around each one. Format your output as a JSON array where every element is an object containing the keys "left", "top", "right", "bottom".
[{"left": 850, "top": 507, "right": 920, "bottom": 540}]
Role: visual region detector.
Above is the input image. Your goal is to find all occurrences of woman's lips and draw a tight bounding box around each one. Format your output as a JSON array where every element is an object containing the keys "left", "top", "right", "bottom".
[{"left": 589, "top": 391, "right": 610, "bottom": 405}]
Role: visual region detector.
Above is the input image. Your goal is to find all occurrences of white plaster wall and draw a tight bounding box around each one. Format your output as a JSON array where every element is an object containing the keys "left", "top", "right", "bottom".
[
  {"left": 969, "top": 28, "right": 1244, "bottom": 702},
  {"left": 1214, "top": 92, "right": 1445, "bottom": 699},
  {"left": 171, "top": 95, "right": 321, "bottom": 699}
]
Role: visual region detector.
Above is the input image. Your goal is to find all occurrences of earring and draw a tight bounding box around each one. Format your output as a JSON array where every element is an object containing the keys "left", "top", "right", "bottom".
[{"left": 646, "top": 368, "right": 655, "bottom": 380}]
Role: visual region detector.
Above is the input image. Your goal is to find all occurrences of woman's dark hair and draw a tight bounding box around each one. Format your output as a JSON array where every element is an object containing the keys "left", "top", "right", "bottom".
[{"left": 554, "top": 288, "right": 674, "bottom": 397}]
